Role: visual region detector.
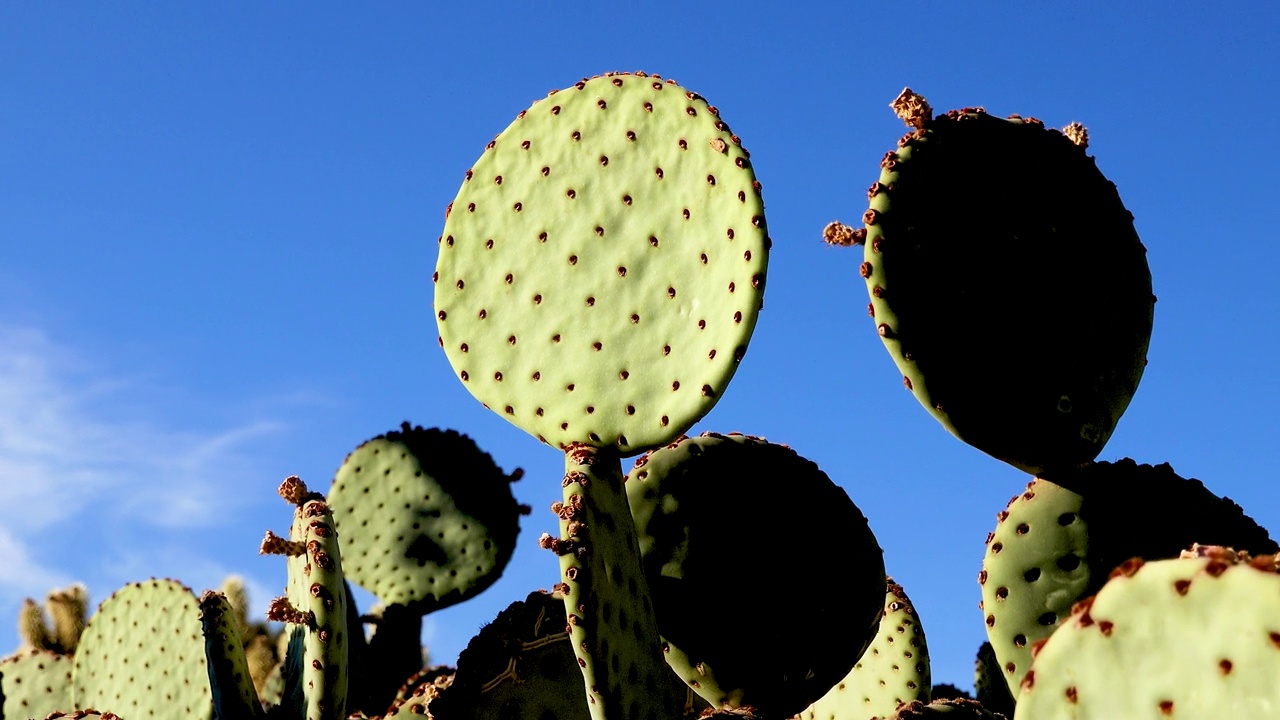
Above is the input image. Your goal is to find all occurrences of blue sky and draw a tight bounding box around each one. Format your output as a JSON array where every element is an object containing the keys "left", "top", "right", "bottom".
[{"left": 2, "top": 2, "right": 1278, "bottom": 696}]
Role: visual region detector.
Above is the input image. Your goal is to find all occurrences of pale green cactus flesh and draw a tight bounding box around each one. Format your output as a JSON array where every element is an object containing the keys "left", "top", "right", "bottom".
[
  {"left": 435, "top": 72, "right": 769, "bottom": 454},
  {"left": 797, "top": 578, "right": 931, "bottom": 720},
  {"left": 71, "top": 578, "right": 215, "bottom": 719},
  {"left": 328, "top": 423, "right": 527, "bottom": 612},
  {"left": 0, "top": 650, "right": 73, "bottom": 719},
  {"left": 1015, "top": 549, "right": 1280, "bottom": 719},
  {"left": 625, "top": 432, "right": 885, "bottom": 718},
  {"left": 860, "top": 90, "right": 1154, "bottom": 475},
  {"left": 200, "top": 590, "right": 265, "bottom": 720}
]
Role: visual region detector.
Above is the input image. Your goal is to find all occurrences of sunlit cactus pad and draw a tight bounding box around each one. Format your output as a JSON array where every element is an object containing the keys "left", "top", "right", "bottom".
[
  {"left": 1015, "top": 549, "right": 1280, "bottom": 718},
  {"left": 797, "top": 578, "right": 930, "bottom": 720},
  {"left": 861, "top": 90, "right": 1154, "bottom": 474},
  {"left": 435, "top": 72, "right": 769, "bottom": 454},
  {"left": 71, "top": 578, "right": 214, "bottom": 719},
  {"left": 626, "top": 433, "right": 885, "bottom": 718},
  {"left": 0, "top": 650, "right": 72, "bottom": 719},
  {"left": 329, "top": 423, "right": 526, "bottom": 611}
]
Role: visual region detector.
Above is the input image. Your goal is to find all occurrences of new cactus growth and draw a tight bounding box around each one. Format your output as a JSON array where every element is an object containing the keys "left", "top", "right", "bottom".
[
  {"left": 626, "top": 433, "right": 885, "bottom": 718},
  {"left": 434, "top": 71, "right": 771, "bottom": 720},
  {"left": 838, "top": 88, "right": 1155, "bottom": 475}
]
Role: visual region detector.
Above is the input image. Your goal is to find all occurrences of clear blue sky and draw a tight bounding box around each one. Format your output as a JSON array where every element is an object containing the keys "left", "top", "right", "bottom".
[{"left": 2, "top": 2, "right": 1278, "bottom": 696}]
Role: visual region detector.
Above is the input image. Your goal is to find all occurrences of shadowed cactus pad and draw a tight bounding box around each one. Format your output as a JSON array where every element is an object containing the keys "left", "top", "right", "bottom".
[
  {"left": 435, "top": 72, "right": 769, "bottom": 454},
  {"left": 859, "top": 89, "right": 1154, "bottom": 474},
  {"left": 71, "top": 578, "right": 214, "bottom": 719},
  {"left": 1015, "top": 549, "right": 1280, "bottom": 718},
  {"left": 626, "top": 433, "right": 885, "bottom": 718},
  {"left": 329, "top": 423, "right": 528, "bottom": 612}
]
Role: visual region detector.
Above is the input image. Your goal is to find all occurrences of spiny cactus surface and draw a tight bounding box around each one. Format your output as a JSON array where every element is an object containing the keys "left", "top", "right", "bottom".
[
  {"left": 626, "top": 432, "right": 885, "bottom": 718},
  {"left": 0, "top": 650, "right": 72, "bottom": 719},
  {"left": 435, "top": 71, "right": 769, "bottom": 455},
  {"left": 857, "top": 89, "right": 1154, "bottom": 475}
]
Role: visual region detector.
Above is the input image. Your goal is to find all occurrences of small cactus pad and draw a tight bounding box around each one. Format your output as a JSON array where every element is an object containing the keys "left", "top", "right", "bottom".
[
  {"left": 328, "top": 423, "right": 527, "bottom": 611},
  {"left": 973, "top": 643, "right": 1015, "bottom": 719},
  {"left": 885, "top": 698, "right": 1007, "bottom": 719},
  {"left": 980, "top": 460, "right": 1276, "bottom": 697},
  {"left": 626, "top": 433, "right": 886, "bottom": 718},
  {"left": 1015, "top": 549, "right": 1280, "bottom": 718},
  {"left": 0, "top": 650, "right": 72, "bottom": 719},
  {"left": 548, "top": 444, "right": 678, "bottom": 720},
  {"left": 199, "top": 591, "right": 264, "bottom": 720},
  {"left": 71, "top": 578, "right": 214, "bottom": 719},
  {"left": 435, "top": 72, "right": 769, "bottom": 454},
  {"left": 796, "top": 578, "right": 931, "bottom": 720},
  {"left": 860, "top": 89, "right": 1154, "bottom": 474}
]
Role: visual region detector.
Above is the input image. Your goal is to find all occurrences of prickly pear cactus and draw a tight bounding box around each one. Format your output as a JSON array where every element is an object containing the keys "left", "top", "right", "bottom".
[
  {"left": 328, "top": 422, "right": 528, "bottom": 612},
  {"left": 796, "top": 578, "right": 930, "bottom": 720},
  {"left": 434, "top": 71, "right": 768, "bottom": 454},
  {"left": 71, "top": 578, "right": 214, "bottom": 719},
  {"left": 979, "top": 460, "right": 1276, "bottom": 697},
  {"left": 851, "top": 88, "right": 1155, "bottom": 475},
  {"left": 0, "top": 650, "right": 73, "bottom": 719},
  {"left": 885, "top": 698, "right": 1007, "bottom": 719},
  {"left": 626, "top": 432, "right": 885, "bottom": 718},
  {"left": 1015, "top": 548, "right": 1280, "bottom": 718},
  {"left": 200, "top": 590, "right": 265, "bottom": 720},
  {"left": 973, "top": 643, "right": 1015, "bottom": 719}
]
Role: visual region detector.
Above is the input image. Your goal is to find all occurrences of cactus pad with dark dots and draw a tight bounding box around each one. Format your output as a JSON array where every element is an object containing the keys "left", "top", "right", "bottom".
[
  {"left": 861, "top": 90, "right": 1154, "bottom": 475},
  {"left": 328, "top": 423, "right": 527, "bottom": 612},
  {"left": 0, "top": 650, "right": 72, "bottom": 719},
  {"left": 1015, "top": 550, "right": 1280, "bottom": 718},
  {"left": 71, "top": 578, "right": 214, "bottom": 719},
  {"left": 796, "top": 578, "right": 931, "bottom": 720},
  {"left": 436, "top": 72, "right": 769, "bottom": 455},
  {"left": 626, "top": 433, "right": 886, "bottom": 718}
]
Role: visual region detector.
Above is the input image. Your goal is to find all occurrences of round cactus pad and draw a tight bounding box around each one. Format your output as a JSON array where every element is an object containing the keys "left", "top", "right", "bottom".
[
  {"left": 626, "top": 433, "right": 885, "bottom": 718},
  {"left": 1015, "top": 550, "right": 1280, "bottom": 718},
  {"left": 329, "top": 424, "right": 526, "bottom": 611},
  {"left": 862, "top": 91, "right": 1154, "bottom": 474},
  {"left": 0, "top": 650, "right": 72, "bottom": 720},
  {"left": 71, "top": 578, "right": 214, "bottom": 719},
  {"left": 435, "top": 72, "right": 769, "bottom": 454}
]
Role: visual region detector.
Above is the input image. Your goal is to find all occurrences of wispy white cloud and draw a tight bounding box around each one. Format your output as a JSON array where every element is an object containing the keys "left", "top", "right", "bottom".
[{"left": 0, "top": 324, "right": 288, "bottom": 647}]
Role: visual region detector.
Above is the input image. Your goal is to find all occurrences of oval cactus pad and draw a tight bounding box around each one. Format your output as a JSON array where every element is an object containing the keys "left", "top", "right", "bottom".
[
  {"left": 329, "top": 423, "right": 527, "bottom": 611},
  {"left": 435, "top": 72, "right": 769, "bottom": 455}
]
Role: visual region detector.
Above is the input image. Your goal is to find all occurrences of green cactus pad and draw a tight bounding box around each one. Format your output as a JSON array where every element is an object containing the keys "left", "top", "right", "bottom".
[
  {"left": 0, "top": 650, "right": 72, "bottom": 720},
  {"left": 973, "top": 643, "right": 1015, "bottom": 719},
  {"left": 199, "top": 591, "right": 264, "bottom": 720},
  {"left": 328, "top": 423, "right": 527, "bottom": 611},
  {"left": 71, "top": 578, "right": 214, "bottom": 719},
  {"left": 796, "top": 578, "right": 930, "bottom": 720},
  {"left": 42, "top": 712, "right": 124, "bottom": 719},
  {"left": 860, "top": 90, "right": 1154, "bottom": 475},
  {"left": 1015, "top": 549, "right": 1280, "bottom": 718},
  {"left": 435, "top": 71, "right": 769, "bottom": 455},
  {"left": 979, "top": 460, "right": 1276, "bottom": 698},
  {"left": 626, "top": 433, "right": 885, "bottom": 718},
  {"left": 886, "top": 698, "right": 1007, "bottom": 719}
]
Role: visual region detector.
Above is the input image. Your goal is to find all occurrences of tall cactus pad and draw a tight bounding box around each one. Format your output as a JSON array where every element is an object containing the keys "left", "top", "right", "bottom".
[
  {"left": 626, "top": 433, "right": 885, "bottom": 718},
  {"left": 980, "top": 460, "right": 1276, "bottom": 697},
  {"left": 544, "top": 444, "right": 678, "bottom": 720},
  {"left": 1015, "top": 549, "right": 1280, "bottom": 718},
  {"left": 435, "top": 72, "right": 769, "bottom": 454},
  {"left": 973, "top": 643, "right": 1015, "bottom": 719},
  {"left": 861, "top": 89, "right": 1154, "bottom": 474},
  {"left": 71, "top": 578, "right": 214, "bottom": 719},
  {"left": 200, "top": 591, "right": 265, "bottom": 720},
  {"left": 797, "top": 578, "right": 930, "bottom": 720},
  {"left": 329, "top": 423, "right": 527, "bottom": 611},
  {"left": 0, "top": 650, "right": 72, "bottom": 719}
]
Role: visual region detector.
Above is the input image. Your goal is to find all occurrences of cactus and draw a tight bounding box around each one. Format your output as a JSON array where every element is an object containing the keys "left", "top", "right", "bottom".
[
  {"left": 841, "top": 88, "right": 1154, "bottom": 475},
  {"left": 0, "top": 650, "right": 73, "bottom": 719},
  {"left": 973, "top": 643, "right": 1015, "bottom": 718},
  {"left": 15, "top": 584, "right": 88, "bottom": 657},
  {"left": 1015, "top": 547, "right": 1280, "bottom": 718},
  {"left": 625, "top": 432, "right": 885, "bottom": 718},
  {"left": 883, "top": 698, "right": 1007, "bottom": 719},
  {"left": 979, "top": 460, "right": 1275, "bottom": 697},
  {"left": 796, "top": 578, "right": 931, "bottom": 720},
  {"left": 200, "top": 590, "right": 266, "bottom": 720},
  {"left": 71, "top": 578, "right": 215, "bottom": 719},
  {"left": 260, "top": 476, "right": 349, "bottom": 720},
  {"left": 434, "top": 71, "right": 771, "bottom": 720}
]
